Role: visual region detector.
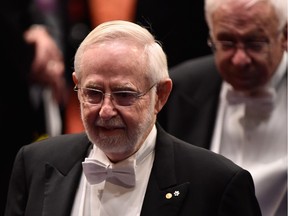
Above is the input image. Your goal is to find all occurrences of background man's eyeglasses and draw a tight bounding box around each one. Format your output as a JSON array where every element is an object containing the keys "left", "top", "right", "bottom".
[
  {"left": 207, "top": 39, "right": 270, "bottom": 57},
  {"left": 74, "top": 83, "right": 157, "bottom": 106}
]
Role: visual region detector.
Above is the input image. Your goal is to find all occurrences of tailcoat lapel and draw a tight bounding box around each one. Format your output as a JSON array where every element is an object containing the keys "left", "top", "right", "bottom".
[
  {"left": 40, "top": 128, "right": 190, "bottom": 216},
  {"left": 141, "top": 125, "right": 190, "bottom": 216},
  {"left": 42, "top": 161, "right": 83, "bottom": 216},
  {"left": 42, "top": 135, "right": 92, "bottom": 216}
]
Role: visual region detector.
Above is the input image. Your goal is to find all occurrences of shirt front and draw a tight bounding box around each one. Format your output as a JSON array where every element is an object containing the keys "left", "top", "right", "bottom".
[
  {"left": 71, "top": 125, "right": 157, "bottom": 216},
  {"left": 211, "top": 52, "right": 287, "bottom": 216}
]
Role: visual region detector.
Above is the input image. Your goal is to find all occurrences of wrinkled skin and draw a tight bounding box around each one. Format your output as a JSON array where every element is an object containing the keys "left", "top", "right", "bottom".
[
  {"left": 73, "top": 41, "right": 172, "bottom": 162},
  {"left": 211, "top": 1, "right": 287, "bottom": 93}
]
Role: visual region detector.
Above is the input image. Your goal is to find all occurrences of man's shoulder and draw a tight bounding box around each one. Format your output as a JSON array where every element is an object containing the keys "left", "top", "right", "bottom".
[
  {"left": 32, "top": 132, "right": 89, "bottom": 147},
  {"left": 166, "top": 55, "right": 222, "bottom": 100},
  {"left": 21, "top": 133, "right": 90, "bottom": 159},
  {"left": 157, "top": 125, "right": 243, "bottom": 174},
  {"left": 168, "top": 55, "right": 220, "bottom": 86},
  {"left": 170, "top": 55, "right": 215, "bottom": 76},
  {"left": 171, "top": 134, "right": 242, "bottom": 171},
  {"left": 14, "top": 133, "right": 90, "bottom": 172}
]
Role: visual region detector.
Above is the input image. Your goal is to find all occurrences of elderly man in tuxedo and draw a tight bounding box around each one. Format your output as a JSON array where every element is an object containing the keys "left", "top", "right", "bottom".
[{"left": 5, "top": 20, "right": 261, "bottom": 216}]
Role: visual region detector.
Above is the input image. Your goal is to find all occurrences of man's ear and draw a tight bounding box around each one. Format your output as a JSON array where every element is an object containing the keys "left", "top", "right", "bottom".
[
  {"left": 154, "top": 78, "right": 173, "bottom": 114},
  {"left": 72, "top": 72, "right": 79, "bottom": 86}
]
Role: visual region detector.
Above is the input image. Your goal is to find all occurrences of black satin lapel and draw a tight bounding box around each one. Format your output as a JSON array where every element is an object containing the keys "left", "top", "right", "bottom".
[
  {"left": 42, "top": 162, "right": 82, "bottom": 216},
  {"left": 141, "top": 125, "right": 190, "bottom": 215},
  {"left": 141, "top": 177, "right": 190, "bottom": 216}
]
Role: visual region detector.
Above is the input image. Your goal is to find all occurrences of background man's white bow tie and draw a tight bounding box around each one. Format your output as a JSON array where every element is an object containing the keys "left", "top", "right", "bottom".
[
  {"left": 82, "top": 158, "right": 136, "bottom": 188},
  {"left": 226, "top": 88, "right": 276, "bottom": 105},
  {"left": 226, "top": 88, "right": 277, "bottom": 127},
  {"left": 226, "top": 88, "right": 276, "bottom": 113}
]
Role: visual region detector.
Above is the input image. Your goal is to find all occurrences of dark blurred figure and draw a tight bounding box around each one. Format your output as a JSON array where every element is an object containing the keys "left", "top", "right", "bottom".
[
  {"left": 1, "top": 0, "right": 66, "bottom": 214},
  {"left": 135, "top": 0, "right": 211, "bottom": 68},
  {"left": 87, "top": 0, "right": 211, "bottom": 68},
  {"left": 157, "top": 0, "right": 287, "bottom": 215}
]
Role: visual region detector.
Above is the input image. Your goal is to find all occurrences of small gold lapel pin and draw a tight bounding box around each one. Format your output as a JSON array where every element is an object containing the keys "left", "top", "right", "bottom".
[
  {"left": 165, "top": 191, "right": 180, "bottom": 199},
  {"left": 166, "top": 193, "right": 173, "bottom": 199}
]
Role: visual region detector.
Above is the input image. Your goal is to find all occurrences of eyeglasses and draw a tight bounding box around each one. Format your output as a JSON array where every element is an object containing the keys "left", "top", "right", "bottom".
[
  {"left": 74, "top": 83, "right": 157, "bottom": 106},
  {"left": 207, "top": 39, "right": 270, "bottom": 57}
]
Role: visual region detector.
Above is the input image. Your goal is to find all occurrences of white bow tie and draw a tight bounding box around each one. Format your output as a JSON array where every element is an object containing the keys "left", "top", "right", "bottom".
[
  {"left": 82, "top": 158, "right": 136, "bottom": 188},
  {"left": 226, "top": 88, "right": 277, "bottom": 128},
  {"left": 226, "top": 88, "right": 276, "bottom": 113}
]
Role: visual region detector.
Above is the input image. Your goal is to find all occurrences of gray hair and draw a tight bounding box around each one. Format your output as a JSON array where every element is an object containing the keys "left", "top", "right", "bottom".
[
  {"left": 205, "top": 0, "right": 287, "bottom": 32},
  {"left": 74, "top": 20, "right": 168, "bottom": 84}
]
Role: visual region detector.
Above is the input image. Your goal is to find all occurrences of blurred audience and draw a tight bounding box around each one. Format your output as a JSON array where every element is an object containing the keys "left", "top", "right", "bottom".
[{"left": 1, "top": 0, "right": 66, "bottom": 214}]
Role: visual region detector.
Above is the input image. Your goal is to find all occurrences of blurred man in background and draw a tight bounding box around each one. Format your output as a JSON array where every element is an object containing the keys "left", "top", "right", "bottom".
[{"left": 158, "top": 0, "right": 287, "bottom": 215}]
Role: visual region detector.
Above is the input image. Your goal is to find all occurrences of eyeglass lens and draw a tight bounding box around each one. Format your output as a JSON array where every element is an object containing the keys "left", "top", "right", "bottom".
[
  {"left": 77, "top": 83, "right": 156, "bottom": 106},
  {"left": 81, "top": 88, "right": 140, "bottom": 106}
]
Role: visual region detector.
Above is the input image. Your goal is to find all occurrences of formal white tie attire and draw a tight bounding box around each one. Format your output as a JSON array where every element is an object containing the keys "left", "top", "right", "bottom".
[
  {"left": 226, "top": 87, "right": 276, "bottom": 130},
  {"left": 82, "top": 155, "right": 136, "bottom": 187},
  {"left": 71, "top": 125, "right": 157, "bottom": 216},
  {"left": 210, "top": 52, "right": 287, "bottom": 216}
]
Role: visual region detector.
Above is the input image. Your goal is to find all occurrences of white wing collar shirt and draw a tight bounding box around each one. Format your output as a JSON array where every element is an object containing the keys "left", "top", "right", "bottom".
[
  {"left": 71, "top": 125, "right": 157, "bottom": 216},
  {"left": 211, "top": 52, "right": 287, "bottom": 216}
]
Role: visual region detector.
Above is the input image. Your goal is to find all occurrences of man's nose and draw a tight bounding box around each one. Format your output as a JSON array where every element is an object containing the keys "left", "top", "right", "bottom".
[
  {"left": 231, "top": 46, "right": 252, "bottom": 66},
  {"left": 99, "top": 95, "right": 117, "bottom": 120}
]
